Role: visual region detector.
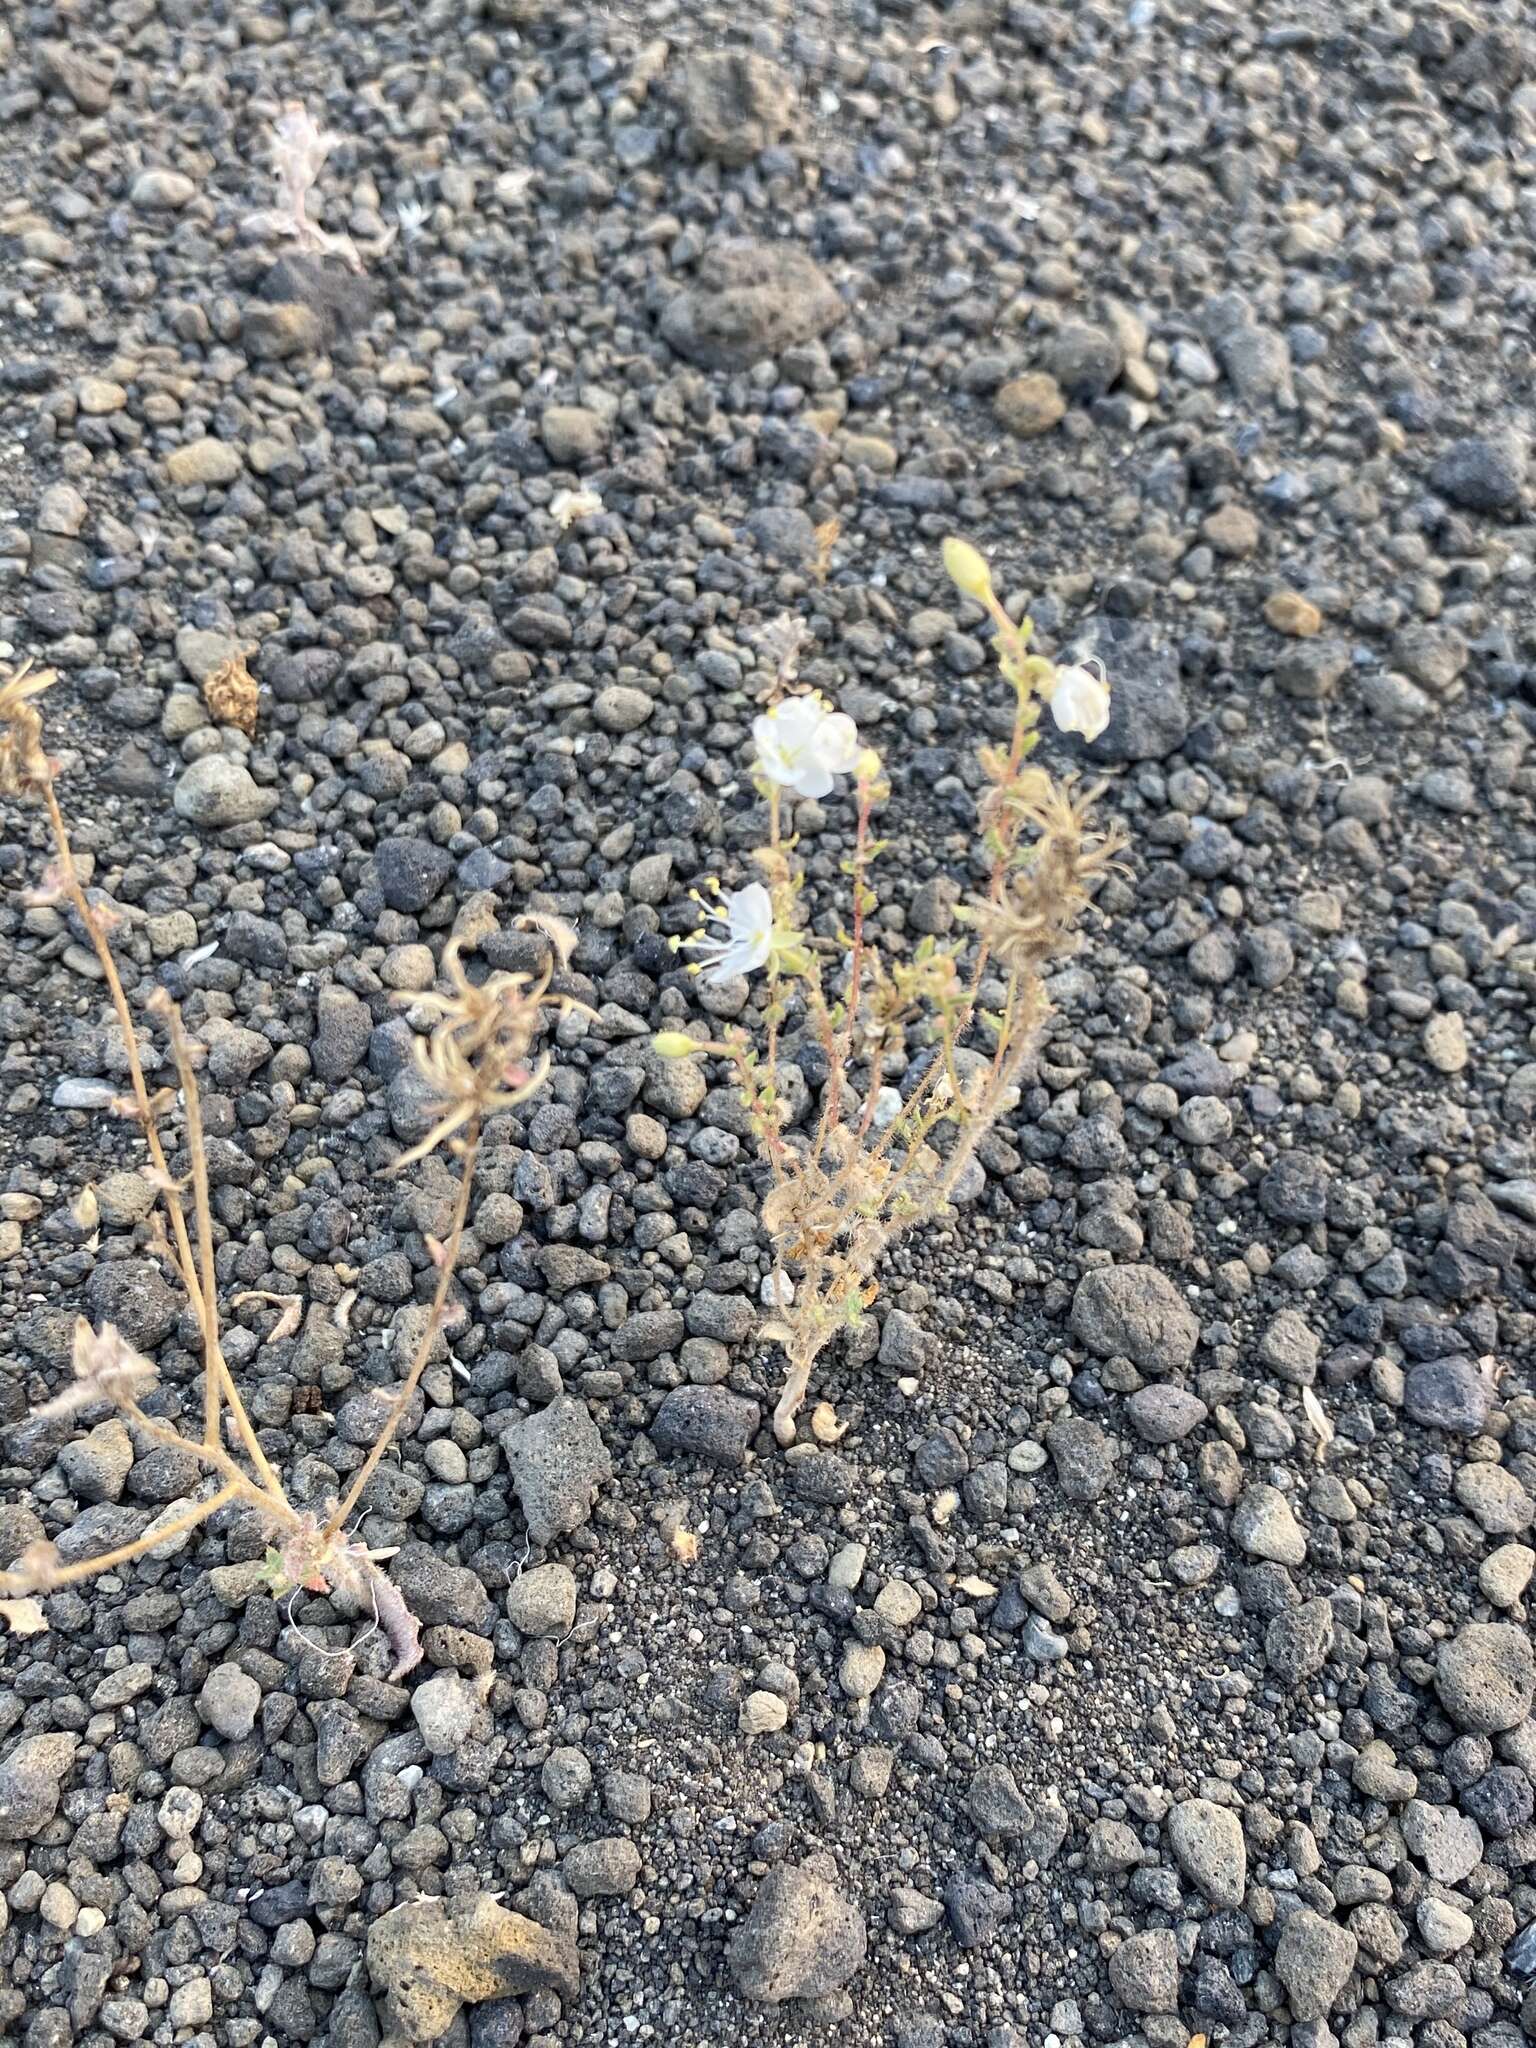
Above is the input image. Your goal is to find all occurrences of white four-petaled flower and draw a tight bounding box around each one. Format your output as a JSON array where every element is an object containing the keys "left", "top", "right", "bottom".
[
  {"left": 752, "top": 694, "right": 860, "bottom": 800},
  {"left": 694, "top": 881, "right": 775, "bottom": 986},
  {"left": 1047, "top": 660, "right": 1111, "bottom": 741}
]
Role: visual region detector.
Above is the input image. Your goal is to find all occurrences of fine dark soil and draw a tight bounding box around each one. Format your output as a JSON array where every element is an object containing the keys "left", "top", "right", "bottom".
[{"left": 2, "top": 3, "right": 1535, "bottom": 2047}]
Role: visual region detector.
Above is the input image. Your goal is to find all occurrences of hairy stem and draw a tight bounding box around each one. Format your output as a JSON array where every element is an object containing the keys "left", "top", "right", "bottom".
[
  {"left": 771, "top": 1248, "right": 832, "bottom": 1445},
  {"left": 812, "top": 772, "right": 874, "bottom": 1172},
  {"left": 772, "top": 1342, "right": 823, "bottom": 1446}
]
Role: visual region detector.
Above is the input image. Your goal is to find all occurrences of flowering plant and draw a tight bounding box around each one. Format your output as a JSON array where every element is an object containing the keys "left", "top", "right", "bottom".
[{"left": 660, "top": 540, "right": 1125, "bottom": 1441}]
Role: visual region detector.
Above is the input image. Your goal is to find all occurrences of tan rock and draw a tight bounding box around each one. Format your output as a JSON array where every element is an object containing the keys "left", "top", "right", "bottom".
[
  {"left": 367, "top": 1894, "right": 578, "bottom": 2043},
  {"left": 841, "top": 433, "right": 898, "bottom": 474},
  {"left": 1202, "top": 503, "right": 1260, "bottom": 557},
  {"left": 1265, "top": 590, "right": 1323, "bottom": 637},
  {"left": 740, "top": 1690, "right": 790, "bottom": 1735},
  {"left": 1423, "top": 1012, "right": 1468, "bottom": 1074},
  {"left": 993, "top": 372, "right": 1066, "bottom": 437},
  {"left": 77, "top": 378, "right": 128, "bottom": 416},
  {"left": 166, "top": 439, "right": 243, "bottom": 488}
]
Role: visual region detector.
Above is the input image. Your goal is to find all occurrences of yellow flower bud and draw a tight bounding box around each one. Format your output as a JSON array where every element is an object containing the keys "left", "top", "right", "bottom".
[
  {"left": 855, "top": 746, "right": 883, "bottom": 785},
  {"left": 941, "top": 536, "right": 994, "bottom": 603},
  {"left": 652, "top": 1031, "right": 700, "bottom": 1059}
]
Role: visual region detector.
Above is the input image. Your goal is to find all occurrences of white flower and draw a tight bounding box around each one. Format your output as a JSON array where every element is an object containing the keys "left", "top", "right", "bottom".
[
  {"left": 1047, "top": 660, "right": 1111, "bottom": 741},
  {"left": 550, "top": 487, "right": 603, "bottom": 530},
  {"left": 692, "top": 882, "right": 774, "bottom": 986},
  {"left": 752, "top": 694, "right": 860, "bottom": 799},
  {"left": 396, "top": 198, "right": 430, "bottom": 241}
]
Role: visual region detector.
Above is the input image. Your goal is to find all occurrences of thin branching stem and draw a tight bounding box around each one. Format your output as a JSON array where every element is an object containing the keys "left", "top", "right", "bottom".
[
  {"left": 159, "top": 1002, "right": 286, "bottom": 1496},
  {"left": 20, "top": 1481, "right": 245, "bottom": 1592},
  {"left": 161, "top": 1008, "right": 223, "bottom": 1450},
  {"left": 811, "top": 771, "right": 875, "bottom": 1172},
  {"left": 43, "top": 786, "right": 204, "bottom": 1308},
  {"left": 322, "top": 1119, "right": 480, "bottom": 1543},
  {"left": 43, "top": 785, "right": 287, "bottom": 1502}
]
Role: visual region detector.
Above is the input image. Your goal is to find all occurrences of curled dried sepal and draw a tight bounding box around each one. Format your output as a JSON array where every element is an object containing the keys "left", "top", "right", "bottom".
[
  {"left": 32, "top": 1319, "right": 158, "bottom": 1422},
  {"left": 516, "top": 909, "right": 579, "bottom": 972},
  {"left": 388, "top": 935, "right": 584, "bottom": 1173},
  {"left": 0, "top": 660, "right": 57, "bottom": 800},
  {"left": 231, "top": 1291, "right": 303, "bottom": 1342}
]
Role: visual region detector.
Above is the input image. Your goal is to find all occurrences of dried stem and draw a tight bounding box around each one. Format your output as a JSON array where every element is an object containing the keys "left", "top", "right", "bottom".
[
  {"left": 4, "top": 666, "right": 563, "bottom": 1659},
  {"left": 42, "top": 783, "right": 286, "bottom": 1504},
  {"left": 44, "top": 786, "right": 204, "bottom": 1308},
  {"left": 322, "top": 1119, "right": 480, "bottom": 1542},
  {"left": 164, "top": 1003, "right": 224, "bottom": 1451},
  {"left": 27, "top": 1482, "right": 243, "bottom": 1590}
]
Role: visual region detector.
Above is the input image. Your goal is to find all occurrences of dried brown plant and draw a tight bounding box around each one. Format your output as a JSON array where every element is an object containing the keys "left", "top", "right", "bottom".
[{"left": 0, "top": 663, "right": 576, "bottom": 1668}]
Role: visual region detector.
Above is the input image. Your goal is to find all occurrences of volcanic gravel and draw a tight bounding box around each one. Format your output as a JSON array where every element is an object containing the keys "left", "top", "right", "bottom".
[{"left": 2, "top": 1, "right": 1536, "bottom": 2046}]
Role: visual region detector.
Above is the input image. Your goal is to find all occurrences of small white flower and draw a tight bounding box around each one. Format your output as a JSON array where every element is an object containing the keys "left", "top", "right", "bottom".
[
  {"left": 550, "top": 486, "right": 603, "bottom": 530},
  {"left": 752, "top": 694, "right": 860, "bottom": 800},
  {"left": 693, "top": 882, "right": 774, "bottom": 986},
  {"left": 1047, "top": 659, "right": 1111, "bottom": 741},
  {"left": 396, "top": 198, "right": 430, "bottom": 241}
]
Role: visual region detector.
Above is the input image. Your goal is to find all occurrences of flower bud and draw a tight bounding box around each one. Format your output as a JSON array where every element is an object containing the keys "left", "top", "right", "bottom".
[
  {"left": 855, "top": 747, "right": 884, "bottom": 785},
  {"left": 941, "top": 536, "right": 994, "bottom": 603},
  {"left": 652, "top": 1031, "right": 700, "bottom": 1059}
]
